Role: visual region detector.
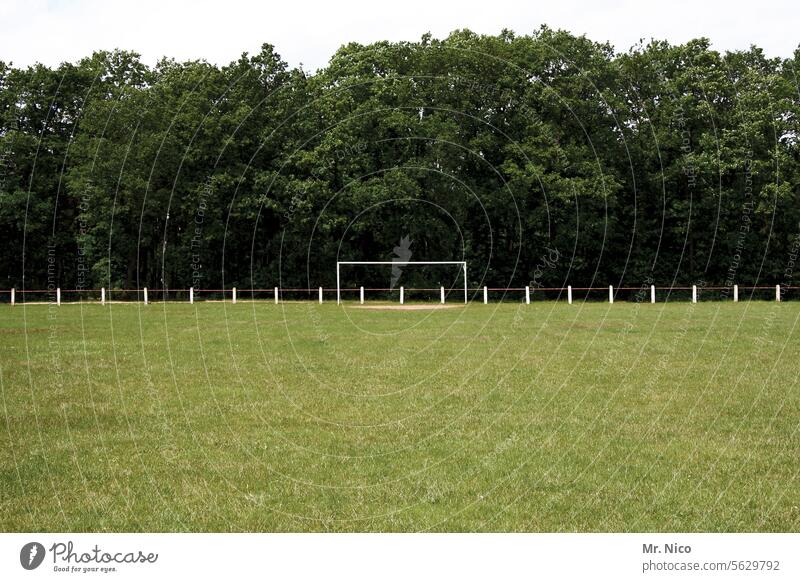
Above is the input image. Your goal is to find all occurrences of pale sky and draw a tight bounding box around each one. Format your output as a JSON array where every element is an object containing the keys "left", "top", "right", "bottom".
[{"left": 0, "top": 0, "right": 797, "bottom": 71}]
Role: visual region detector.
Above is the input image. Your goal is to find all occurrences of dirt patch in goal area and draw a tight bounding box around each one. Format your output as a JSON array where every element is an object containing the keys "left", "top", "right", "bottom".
[{"left": 352, "top": 304, "right": 462, "bottom": 311}]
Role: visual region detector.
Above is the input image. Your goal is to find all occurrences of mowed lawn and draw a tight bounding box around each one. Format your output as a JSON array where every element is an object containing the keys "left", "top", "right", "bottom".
[{"left": 1, "top": 300, "right": 799, "bottom": 532}]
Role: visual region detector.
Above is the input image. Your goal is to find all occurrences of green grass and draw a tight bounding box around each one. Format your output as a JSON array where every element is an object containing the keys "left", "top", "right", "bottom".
[{"left": 1, "top": 300, "right": 799, "bottom": 532}]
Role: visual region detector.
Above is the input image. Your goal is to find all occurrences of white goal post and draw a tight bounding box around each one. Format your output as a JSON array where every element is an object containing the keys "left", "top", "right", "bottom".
[{"left": 336, "top": 261, "right": 468, "bottom": 304}]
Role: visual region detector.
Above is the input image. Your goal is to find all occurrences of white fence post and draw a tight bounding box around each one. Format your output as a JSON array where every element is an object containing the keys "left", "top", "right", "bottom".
[
  {"left": 733, "top": 284, "right": 738, "bottom": 302},
  {"left": 189, "top": 287, "right": 194, "bottom": 304},
  {"left": 609, "top": 285, "right": 614, "bottom": 304},
  {"left": 483, "top": 286, "right": 488, "bottom": 304},
  {"left": 318, "top": 287, "right": 323, "bottom": 304},
  {"left": 776, "top": 284, "right": 781, "bottom": 302},
  {"left": 143, "top": 287, "right": 148, "bottom": 305},
  {"left": 10, "top": 288, "right": 14, "bottom": 306},
  {"left": 56, "top": 287, "right": 61, "bottom": 306},
  {"left": 567, "top": 285, "right": 572, "bottom": 305},
  {"left": 440, "top": 286, "right": 445, "bottom": 304},
  {"left": 400, "top": 286, "right": 404, "bottom": 304},
  {"left": 101, "top": 287, "right": 105, "bottom": 305},
  {"left": 525, "top": 286, "right": 530, "bottom": 305},
  {"left": 650, "top": 285, "right": 655, "bottom": 304},
  {"left": 360, "top": 286, "right": 364, "bottom": 304},
  {"left": 692, "top": 285, "right": 697, "bottom": 304},
  {"left": 274, "top": 287, "right": 279, "bottom": 304},
  {"left": 232, "top": 287, "right": 237, "bottom": 304}
]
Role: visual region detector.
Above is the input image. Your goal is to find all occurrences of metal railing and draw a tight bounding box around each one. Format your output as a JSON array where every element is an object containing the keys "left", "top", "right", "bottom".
[{"left": 0, "top": 284, "right": 794, "bottom": 305}]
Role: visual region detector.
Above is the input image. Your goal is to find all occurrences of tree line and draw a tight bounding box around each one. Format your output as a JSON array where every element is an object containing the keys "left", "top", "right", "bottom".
[{"left": 1, "top": 27, "right": 799, "bottom": 294}]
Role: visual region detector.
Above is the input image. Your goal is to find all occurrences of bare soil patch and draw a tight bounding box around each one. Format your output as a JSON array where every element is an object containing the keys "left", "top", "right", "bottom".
[{"left": 352, "top": 304, "right": 462, "bottom": 311}]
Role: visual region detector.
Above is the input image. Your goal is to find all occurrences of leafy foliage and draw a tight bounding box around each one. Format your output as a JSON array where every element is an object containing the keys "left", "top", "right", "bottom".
[{"left": 1, "top": 29, "right": 799, "bottom": 291}]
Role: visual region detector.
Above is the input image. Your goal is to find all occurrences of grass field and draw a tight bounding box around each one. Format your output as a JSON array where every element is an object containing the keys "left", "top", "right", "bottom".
[{"left": 1, "top": 300, "right": 799, "bottom": 532}]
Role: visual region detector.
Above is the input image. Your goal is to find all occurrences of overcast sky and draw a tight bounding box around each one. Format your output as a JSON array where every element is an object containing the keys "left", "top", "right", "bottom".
[{"left": 1, "top": 0, "right": 797, "bottom": 71}]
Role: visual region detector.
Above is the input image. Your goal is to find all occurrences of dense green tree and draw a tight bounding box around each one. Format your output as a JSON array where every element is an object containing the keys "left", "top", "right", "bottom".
[{"left": 1, "top": 29, "right": 798, "bottom": 296}]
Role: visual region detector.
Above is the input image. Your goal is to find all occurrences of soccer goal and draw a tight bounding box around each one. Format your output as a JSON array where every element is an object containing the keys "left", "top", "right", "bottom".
[{"left": 336, "top": 261, "right": 468, "bottom": 304}]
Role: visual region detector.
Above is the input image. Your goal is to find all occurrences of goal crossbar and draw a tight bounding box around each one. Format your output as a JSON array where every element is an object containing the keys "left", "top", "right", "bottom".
[{"left": 336, "top": 261, "right": 467, "bottom": 304}]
